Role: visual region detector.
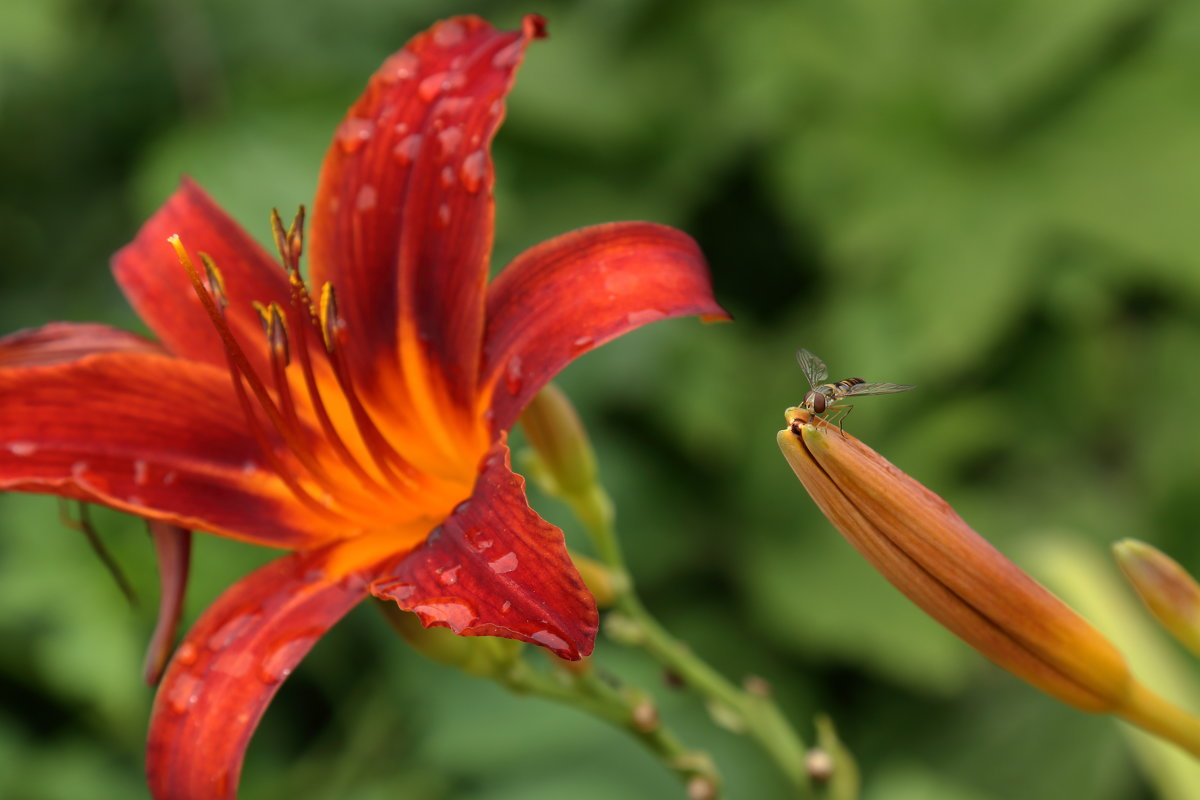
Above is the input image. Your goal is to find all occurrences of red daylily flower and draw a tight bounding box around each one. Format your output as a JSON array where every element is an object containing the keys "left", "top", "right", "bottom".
[{"left": 0, "top": 15, "right": 727, "bottom": 800}]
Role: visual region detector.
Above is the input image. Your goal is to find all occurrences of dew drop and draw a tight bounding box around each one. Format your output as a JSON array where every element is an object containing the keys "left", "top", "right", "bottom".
[
  {"left": 440, "top": 165, "right": 455, "bottom": 188},
  {"left": 488, "top": 551, "right": 518, "bottom": 574},
  {"left": 432, "top": 19, "right": 466, "bottom": 47},
  {"left": 134, "top": 459, "right": 149, "bottom": 486},
  {"left": 437, "top": 203, "right": 451, "bottom": 227},
  {"left": 626, "top": 308, "right": 668, "bottom": 326},
  {"left": 163, "top": 470, "right": 177, "bottom": 486},
  {"left": 206, "top": 610, "right": 261, "bottom": 652},
  {"left": 492, "top": 40, "right": 524, "bottom": 69},
  {"left": 437, "top": 125, "right": 464, "bottom": 158},
  {"left": 464, "top": 528, "right": 493, "bottom": 552},
  {"left": 377, "top": 49, "right": 419, "bottom": 84},
  {"left": 412, "top": 600, "right": 476, "bottom": 633},
  {"left": 460, "top": 150, "right": 487, "bottom": 193},
  {"left": 437, "top": 565, "right": 462, "bottom": 586},
  {"left": 373, "top": 577, "right": 415, "bottom": 600},
  {"left": 432, "top": 96, "right": 472, "bottom": 118},
  {"left": 336, "top": 117, "right": 375, "bottom": 154},
  {"left": 395, "top": 122, "right": 409, "bottom": 135},
  {"left": 393, "top": 133, "right": 424, "bottom": 165},
  {"left": 71, "top": 460, "right": 88, "bottom": 479},
  {"left": 242, "top": 460, "right": 257, "bottom": 474},
  {"left": 529, "top": 628, "right": 569, "bottom": 655},
  {"left": 418, "top": 72, "right": 449, "bottom": 102},
  {"left": 489, "top": 99, "right": 503, "bottom": 116},
  {"left": 504, "top": 355, "right": 523, "bottom": 394},
  {"left": 501, "top": 600, "right": 512, "bottom": 613},
  {"left": 175, "top": 641, "right": 199, "bottom": 666},
  {"left": 166, "top": 672, "right": 202, "bottom": 714},
  {"left": 258, "top": 634, "right": 318, "bottom": 684},
  {"left": 570, "top": 335, "right": 595, "bottom": 354},
  {"left": 356, "top": 184, "right": 378, "bottom": 212},
  {"left": 7, "top": 441, "right": 36, "bottom": 456}
]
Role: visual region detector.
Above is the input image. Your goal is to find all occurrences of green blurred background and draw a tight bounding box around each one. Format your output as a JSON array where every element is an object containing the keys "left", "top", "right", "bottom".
[{"left": 4, "top": 0, "right": 1200, "bottom": 797}]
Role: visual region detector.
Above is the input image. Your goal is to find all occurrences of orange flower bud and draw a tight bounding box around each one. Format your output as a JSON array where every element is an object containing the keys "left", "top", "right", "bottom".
[
  {"left": 777, "top": 407, "right": 1130, "bottom": 711},
  {"left": 778, "top": 407, "right": 1200, "bottom": 757},
  {"left": 1114, "top": 539, "right": 1200, "bottom": 657}
]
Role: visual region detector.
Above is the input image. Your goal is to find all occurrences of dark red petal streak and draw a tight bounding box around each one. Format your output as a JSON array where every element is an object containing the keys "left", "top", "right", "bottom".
[
  {"left": 146, "top": 546, "right": 393, "bottom": 800},
  {"left": 112, "top": 178, "right": 293, "bottom": 377},
  {"left": 0, "top": 353, "right": 325, "bottom": 548},
  {"left": 482, "top": 222, "right": 729, "bottom": 431},
  {"left": 372, "top": 438, "right": 597, "bottom": 659},
  {"left": 0, "top": 323, "right": 163, "bottom": 367},
  {"left": 309, "top": 15, "right": 545, "bottom": 409},
  {"left": 143, "top": 522, "right": 192, "bottom": 685}
]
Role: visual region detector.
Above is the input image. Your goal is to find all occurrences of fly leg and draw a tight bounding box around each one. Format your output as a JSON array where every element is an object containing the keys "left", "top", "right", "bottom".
[{"left": 826, "top": 404, "right": 855, "bottom": 437}]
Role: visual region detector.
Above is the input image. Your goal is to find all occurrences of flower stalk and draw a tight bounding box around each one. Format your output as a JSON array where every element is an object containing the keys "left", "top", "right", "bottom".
[{"left": 522, "top": 386, "right": 814, "bottom": 794}]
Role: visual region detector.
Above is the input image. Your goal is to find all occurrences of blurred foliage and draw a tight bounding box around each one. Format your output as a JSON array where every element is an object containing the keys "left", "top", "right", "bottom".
[{"left": 3, "top": 0, "right": 1200, "bottom": 797}]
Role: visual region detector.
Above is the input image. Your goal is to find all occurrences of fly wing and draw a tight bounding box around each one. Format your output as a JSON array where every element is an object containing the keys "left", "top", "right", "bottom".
[
  {"left": 796, "top": 349, "right": 828, "bottom": 388},
  {"left": 843, "top": 382, "right": 916, "bottom": 397}
]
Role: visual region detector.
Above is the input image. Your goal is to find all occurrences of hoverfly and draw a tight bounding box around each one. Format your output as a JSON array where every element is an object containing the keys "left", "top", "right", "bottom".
[{"left": 796, "top": 348, "right": 915, "bottom": 433}]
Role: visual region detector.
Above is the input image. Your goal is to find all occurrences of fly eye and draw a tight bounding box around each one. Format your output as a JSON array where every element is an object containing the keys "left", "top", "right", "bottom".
[{"left": 812, "top": 394, "right": 826, "bottom": 414}]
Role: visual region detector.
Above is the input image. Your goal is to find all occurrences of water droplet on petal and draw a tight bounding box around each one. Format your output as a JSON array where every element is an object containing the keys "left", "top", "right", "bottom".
[
  {"left": 505, "top": 355, "right": 523, "bottom": 394},
  {"left": 207, "top": 610, "right": 261, "bottom": 652},
  {"left": 395, "top": 122, "right": 409, "bottom": 135},
  {"left": 258, "top": 634, "right": 318, "bottom": 684},
  {"left": 460, "top": 150, "right": 487, "bottom": 193},
  {"left": 440, "top": 165, "right": 454, "bottom": 188},
  {"left": 437, "top": 565, "right": 462, "bottom": 586},
  {"left": 437, "top": 203, "right": 451, "bottom": 227},
  {"left": 336, "top": 117, "right": 375, "bottom": 154},
  {"left": 377, "top": 49, "right": 419, "bottom": 84},
  {"left": 570, "top": 335, "right": 595, "bottom": 355},
  {"left": 412, "top": 600, "right": 477, "bottom": 633},
  {"left": 71, "top": 461, "right": 88, "bottom": 479},
  {"left": 242, "top": 460, "right": 257, "bottom": 474},
  {"left": 133, "top": 459, "right": 149, "bottom": 486},
  {"left": 7, "top": 441, "right": 36, "bottom": 456},
  {"left": 501, "top": 600, "right": 512, "bottom": 613},
  {"left": 464, "top": 528, "right": 493, "bottom": 552},
  {"left": 626, "top": 309, "right": 668, "bottom": 326},
  {"left": 432, "top": 19, "right": 466, "bottom": 47},
  {"left": 529, "top": 628, "right": 570, "bottom": 655},
  {"left": 489, "top": 99, "right": 503, "bottom": 116},
  {"left": 373, "top": 577, "right": 415, "bottom": 601},
  {"left": 166, "top": 671, "right": 202, "bottom": 714},
  {"left": 175, "top": 641, "right": 199, "bottom": 666},
  {"left": 393, "top": 133, "right": 424, "bottom": 165},
  {"left": 488, "top": 552, "right": 518, "bottom": 574},
  {"left": 492, "top": 41, "right": 524, "bottom": 69},
  {"left": 356, "top": 184, "right": 378, "bottom": 212},
  {"left": 418, "top": 72, "right": 449, "bottom": 102},
  {"left": 432, "top": 96, "right": 472, "bottom": 118},
  {"left": 437, "top": 125, "right": 463, "bottom": 158}
]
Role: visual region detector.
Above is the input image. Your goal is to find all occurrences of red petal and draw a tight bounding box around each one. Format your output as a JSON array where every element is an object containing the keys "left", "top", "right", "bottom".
[
  {"left": 143, "top": 522, "right": 192, "bottom": 685},
  {"left": 146, "top": 545, "right": 392, "bottom": 800},
  {"left": 371, "top": 437, "right": 597, "bottom": 660},
  {"left": 112, "top": 178, "right": 293, "bottom": 377},
  {"left": 309, "top": 15, "right": 546, "bottom": 410},
  {"left": 0, "top": 323, "right": 163, "bottom": 367},
  {"left": 0, "top": 353, "right": 327, "bottom": 548},
  {"left": 482, "top": 222, "right": 730, "bottom": 431}
]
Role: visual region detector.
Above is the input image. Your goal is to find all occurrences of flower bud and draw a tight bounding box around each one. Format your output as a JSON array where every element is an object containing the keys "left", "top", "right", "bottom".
[
  {"left": 520, "top": 383, "right": 597, "bottom": 497},
  {"left": 1114, "top": 539, "right": 1200, "bottom": 657},
  {"left": 777, "top": 407, "right": 1130, "bottom": 711},
  {"left": 778, "top": 408, "right": 1200, "bottom": 757}
]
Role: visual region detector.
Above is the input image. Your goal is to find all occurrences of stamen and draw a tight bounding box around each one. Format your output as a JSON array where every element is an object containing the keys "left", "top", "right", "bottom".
[
  {"left": 169, "top": 236, "right": 346, "bottom": 498},
  {"left": 198, "top": 253, "right": 228, "bottom": 311},
  {"left": 318, "top": 282, "right": 422, "bottom": 488}
]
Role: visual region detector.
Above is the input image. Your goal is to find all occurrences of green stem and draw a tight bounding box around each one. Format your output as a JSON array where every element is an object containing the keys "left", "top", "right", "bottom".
[
  {"left": 568, "top": 486, "right": 812, "bottom": 795},
  {"left": 498, "top": 656, "right": 721, "bottom": 795}
]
